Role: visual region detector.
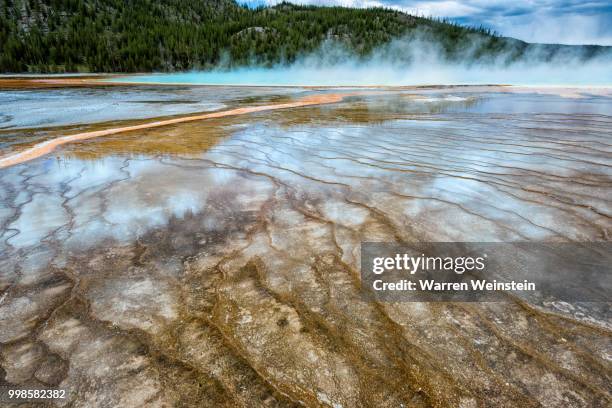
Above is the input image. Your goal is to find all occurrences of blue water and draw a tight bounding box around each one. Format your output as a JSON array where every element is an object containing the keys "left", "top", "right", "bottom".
[
  {"left": 111, "top": 68, "right": 392, "bottom": 87},
  {"left": 110, "top": 63, "right": 612, "bottom": 87}
]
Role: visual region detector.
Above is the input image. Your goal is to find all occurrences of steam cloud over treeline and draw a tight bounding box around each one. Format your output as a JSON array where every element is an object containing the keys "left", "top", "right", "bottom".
[
  {"left": 148, "top": 29, "right": 612, "bottom": 86},
  {"left": 2, "top": 0, "right": 611, "bottom": 83}
]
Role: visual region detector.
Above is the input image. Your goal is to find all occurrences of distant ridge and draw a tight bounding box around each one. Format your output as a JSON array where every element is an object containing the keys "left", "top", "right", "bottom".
[{"left": 0, "top": 0, "right": 610, "bottom": 73}]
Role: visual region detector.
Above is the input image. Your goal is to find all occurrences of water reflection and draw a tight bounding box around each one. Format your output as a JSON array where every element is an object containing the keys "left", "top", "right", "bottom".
[
  {"left": 1, "top": 89, "right": 609, "bottom": 254},
  {"left": 0, "top": 86, "right": 610, "bottom": 407}
]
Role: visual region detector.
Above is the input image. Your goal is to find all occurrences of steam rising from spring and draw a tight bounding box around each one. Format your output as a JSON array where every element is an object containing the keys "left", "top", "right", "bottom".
[{"left": 119, "top": 32, "right": 612, "bottom": 86}]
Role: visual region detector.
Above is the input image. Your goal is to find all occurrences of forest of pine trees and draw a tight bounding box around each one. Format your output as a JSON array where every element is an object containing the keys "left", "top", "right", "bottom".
[{"left": 0, "top": 0, "right": 609, "bottom": 73}]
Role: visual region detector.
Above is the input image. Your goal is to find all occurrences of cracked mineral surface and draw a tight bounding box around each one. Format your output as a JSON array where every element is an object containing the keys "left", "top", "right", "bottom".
[{"left": 0, "top": 84, "right": 610, "bottom": 407}]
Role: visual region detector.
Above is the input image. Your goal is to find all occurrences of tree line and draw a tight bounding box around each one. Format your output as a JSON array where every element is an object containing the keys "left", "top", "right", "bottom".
[{"left": 0, "top": 0, "right": 607, "bottom": 73}]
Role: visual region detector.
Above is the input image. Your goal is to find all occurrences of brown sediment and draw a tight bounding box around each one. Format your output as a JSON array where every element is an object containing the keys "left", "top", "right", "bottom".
[
  {"left": 0, "top": 75, "right": 119, "bottom": 89},
  {"left": 0, "top": 93, "right": 349, "bottom": 169},
  {"left": 1, "top": 89, "right": 611, "bottom": 406},
  {"left": 60, "top": 117, "right": 235, "bottom": 160},
  {"left": 0, "top": 75, "right": 512, "bottom": 90}
]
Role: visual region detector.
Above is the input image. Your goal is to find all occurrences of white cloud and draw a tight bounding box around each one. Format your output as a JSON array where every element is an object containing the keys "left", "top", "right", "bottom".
[
  {"left": 493, "top": 13, "right": 612, "bottom": 45},
  {"left": 243, "top": 0, "right": 612, "bottom": 45},
  {"left": 403, "top": 1, "right": 480, "bottom": 18}
]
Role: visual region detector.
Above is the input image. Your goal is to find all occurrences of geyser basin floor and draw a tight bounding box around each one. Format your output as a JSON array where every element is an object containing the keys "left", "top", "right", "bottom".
[
  {"left": 0, "top": 92, "right": 349, "bottom": 168},
  {"left": 0, "top": 85, "right": 611, "bottom": 407}
]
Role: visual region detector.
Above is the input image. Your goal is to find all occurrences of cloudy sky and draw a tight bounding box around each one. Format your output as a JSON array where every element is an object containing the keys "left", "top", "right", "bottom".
[{"left": 245, "top": 0, "right": 612, "bottom": 45}]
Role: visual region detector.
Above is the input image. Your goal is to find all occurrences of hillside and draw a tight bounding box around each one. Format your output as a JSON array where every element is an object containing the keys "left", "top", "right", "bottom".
[{"left": 0, "top": 0, "right": 609, "bottom": 73}]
